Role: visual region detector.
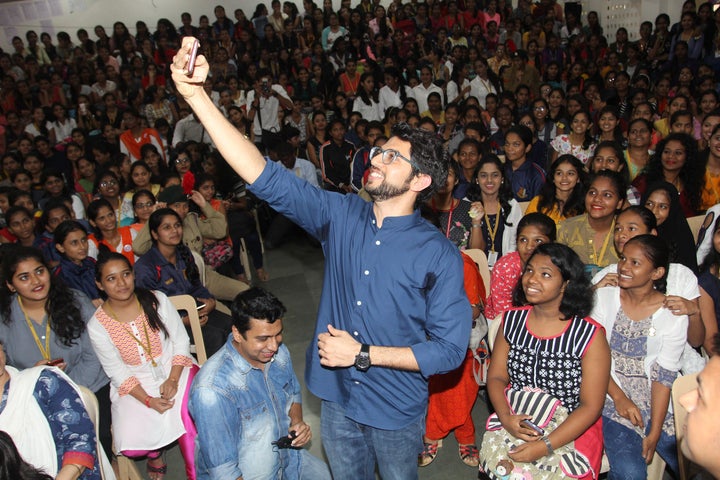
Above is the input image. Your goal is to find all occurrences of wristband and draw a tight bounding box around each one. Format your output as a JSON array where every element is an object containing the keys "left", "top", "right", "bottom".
[
  {"left": 144, "top": 395, "right": 152, "bottom": 408},
  {"left": 542, "top": 436, "right": 554, "bottom": 455}
]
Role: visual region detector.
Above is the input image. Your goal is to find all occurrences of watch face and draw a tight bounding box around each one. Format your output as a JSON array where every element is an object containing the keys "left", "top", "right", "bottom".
[{"left": 355, "top": 352, "right": 371, "bottom": 371}]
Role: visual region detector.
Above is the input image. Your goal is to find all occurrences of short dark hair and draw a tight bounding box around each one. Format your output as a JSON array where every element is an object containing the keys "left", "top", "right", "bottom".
[
  {"left": 230, "top": 287, "right": 287, "bottom": 337},
  {"left": 512, "top": 243, "right": 594, "bottom": 319},
  {"left": 517, "top": 212, "right": 557, "bottom": 242},
  {"left": 390, "top": 122, "right": 449, "bottom": 204}
]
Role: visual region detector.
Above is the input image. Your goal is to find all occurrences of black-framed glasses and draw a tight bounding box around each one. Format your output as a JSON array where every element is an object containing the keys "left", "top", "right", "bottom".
[
  {"left": 369, "top": 146, "right": 420, "bottom": 171},
  {"left": 175, "top": 157, "right": 191, "bottom": 164}
]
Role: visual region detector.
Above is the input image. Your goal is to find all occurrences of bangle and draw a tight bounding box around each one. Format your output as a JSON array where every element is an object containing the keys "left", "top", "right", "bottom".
[
  {"left": 169, "top": 377, "right": 179, "bottom": 383},
  {"left": 73, "top": 464, "right": 84, "bottom": 475},
  {"left": 472, "top": 223, "right": 482, "bottom": 228},
  {"left": 144, "top": 395, "right": 152, "bottom": 408},
  {"left": 542, "top": 436, "right": 554, "bottom": 455}
]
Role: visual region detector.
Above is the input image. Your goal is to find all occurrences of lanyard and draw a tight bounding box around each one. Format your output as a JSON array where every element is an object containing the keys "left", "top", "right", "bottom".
[
  {"left": 591, "top": 217, "right": 614, "bottom": 266},
  {"left": 484, "top": 212, "right": 500, "bottom": 253},
  {"left": 19, "top": 297, "right": 51, "bottom": 361},
  {"left": 105, "top": 297, "right": 157, "bottom": 367},
  {"left": 431, "top": 198, "right": 458, "bottom": 239}
]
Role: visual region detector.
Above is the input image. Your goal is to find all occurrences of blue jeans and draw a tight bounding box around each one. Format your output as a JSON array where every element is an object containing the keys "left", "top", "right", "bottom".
[
  {"left": 298, "top": 450, "right": 332, "bottom": 480},
  {"left": 321, "top": 400, "right": 424, "bottom": 480},
  {"left": 602, "top": 416, "right": 679, "bottom": 479}
]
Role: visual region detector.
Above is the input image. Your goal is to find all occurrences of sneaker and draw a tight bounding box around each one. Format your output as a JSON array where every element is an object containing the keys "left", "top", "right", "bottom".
[
  {"left": 458, "top": 444, "right": 479, "bottom": 467},
  {"left": 418, "top": 440, "right": 442, "bottom": 467}
]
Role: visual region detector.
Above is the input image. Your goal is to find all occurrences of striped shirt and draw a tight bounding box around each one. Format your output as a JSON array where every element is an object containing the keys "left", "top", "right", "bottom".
[{"left": 503, "top": 306, "right": 602, "bottom": 411}]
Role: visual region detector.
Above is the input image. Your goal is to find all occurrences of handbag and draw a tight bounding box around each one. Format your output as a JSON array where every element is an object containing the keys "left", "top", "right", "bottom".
[
  {"left": 471, "top": 340, "right": 490, "bottom": 386},
  {"left": 479, "top": 387, "right": 592, "bottom": 480},
  {"left": 201, "top": 240, "right": 234, "bottom": 269}
]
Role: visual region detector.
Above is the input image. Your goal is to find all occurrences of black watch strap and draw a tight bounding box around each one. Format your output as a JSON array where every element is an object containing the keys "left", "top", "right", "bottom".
[{"left": 354, "top": 343, "right": 371, "bottom": 371}]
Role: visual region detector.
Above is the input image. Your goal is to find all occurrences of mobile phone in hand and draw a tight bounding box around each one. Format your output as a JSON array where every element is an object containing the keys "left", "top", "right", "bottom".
[
  {"left": 521, "top": 419, "right": 545, "bottom": 436},
  {"left": 47, "top": 358, "right": 64, "bottom": 366},
  {"left": 187, "top": 40, "right": 199, "bottom": 77}
]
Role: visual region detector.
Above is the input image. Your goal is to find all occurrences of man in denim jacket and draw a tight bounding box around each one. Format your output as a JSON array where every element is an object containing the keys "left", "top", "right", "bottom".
[{"left": 189, "top": 288, "right": 331, "bottom": 480}]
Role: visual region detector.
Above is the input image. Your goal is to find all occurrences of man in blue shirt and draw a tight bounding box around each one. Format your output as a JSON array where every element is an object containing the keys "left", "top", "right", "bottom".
[
  {"left": 189, "top": 287, "right": 331, "bottom": 480},
  {"left": 171, "top": 40, "right": 471, "bottom": 480}
]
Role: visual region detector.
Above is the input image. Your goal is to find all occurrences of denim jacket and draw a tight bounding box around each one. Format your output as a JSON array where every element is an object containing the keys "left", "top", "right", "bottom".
[{"left": 189, "top": 337, "right": 303, "bottom": 480}]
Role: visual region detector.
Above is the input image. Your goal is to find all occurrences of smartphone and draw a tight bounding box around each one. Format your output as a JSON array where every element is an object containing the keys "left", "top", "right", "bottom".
[
  {"left": 196, "top": 302, "right": 206, "bottom": 311},
  {"left": 521, "top": 419, "right": 545, "bottom": 436},
  {"left": 186, "top": 39, "right": 199, "bottom": 77},
  {"left": 47, "top": 358, "right": 64, "bottom": 366}
]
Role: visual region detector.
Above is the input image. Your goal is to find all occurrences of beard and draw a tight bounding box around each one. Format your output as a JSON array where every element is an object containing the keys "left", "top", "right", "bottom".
[{"left": 365, "top": 173, "right": 413, "bottom": 202}]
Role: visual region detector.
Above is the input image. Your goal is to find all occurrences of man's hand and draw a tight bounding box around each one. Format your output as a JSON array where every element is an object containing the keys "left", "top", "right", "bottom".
[
  {"left": 289, "top": 420, "right": 312, "bottom": 447},
  {"left": 317, "top": 324, "right": 361, "bottom": 367},
  {"left": 170, "top": 37, "right": 209, "bottom": 100}
]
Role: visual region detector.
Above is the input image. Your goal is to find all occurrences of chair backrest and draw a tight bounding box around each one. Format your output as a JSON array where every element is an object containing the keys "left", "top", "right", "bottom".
[
  {"left": 673, "top": 373, "right": 699, "bottom": 480},
  {"left": 169, "top": 294, "right": 208, "bottom": 365},
  {"left": 463, "top": 248, "right": 491, "bottom": 290},
  {"left": 191, "top": 250, "right": 207, "bottom": 286},
  {"left": 687, "top": 215, "right": 705, "bottom": 244},
  {"left": 518, "top": 201, "right": 530, "bottom": 214}
]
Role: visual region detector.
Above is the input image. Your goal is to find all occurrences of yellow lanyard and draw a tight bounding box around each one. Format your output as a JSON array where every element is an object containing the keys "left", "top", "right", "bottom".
[
  {"left": 19, "top": 297, "right": 51, "bottom": 361},
  {"left": 591, "top": 218, "right": 614, "bottom": 266},
  {"left": 484, "top": 212, "right": 500, "bottom": 253},
  {"left": 105, "top": 297, "right": 157, "bottom": 367}
]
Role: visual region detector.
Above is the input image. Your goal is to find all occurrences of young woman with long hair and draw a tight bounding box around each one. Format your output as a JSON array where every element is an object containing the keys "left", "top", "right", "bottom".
[
  {"left": 89, "top": 252, "right": 198, "bottom": 480},
  {"left": 525, "top": 154, "right": 586, "bottom": 224},
  {"left": 557, "top": 170, "right": 627, "bottom": 276},
  {"left": 549, "top": 110, "right": 596, "bottom": 165},
  {"left": 633, "top": 132, "right": 701, "bottom": 217},
  {"left": 352, "top": 72, "right": 381, "bottom": 122},
  {"left": 0, "top": 246, "right": 111, "bottom": 458},
  {"left": 465, "top": 155, "right": 523, "bottom": 265}
]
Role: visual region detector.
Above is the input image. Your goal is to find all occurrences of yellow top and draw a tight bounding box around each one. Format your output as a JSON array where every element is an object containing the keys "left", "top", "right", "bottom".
[{"left": 525, "top": 196, "right": 566, "bottom": 225}]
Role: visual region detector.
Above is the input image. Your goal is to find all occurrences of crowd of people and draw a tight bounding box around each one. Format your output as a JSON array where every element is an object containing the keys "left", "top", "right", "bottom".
[{"left": 0, "top": 0, "right": 720, "bottom": 478}]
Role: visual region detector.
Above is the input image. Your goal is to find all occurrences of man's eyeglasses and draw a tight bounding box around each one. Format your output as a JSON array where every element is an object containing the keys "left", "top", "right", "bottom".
[
  {"left": 369, "top": 146, "right": 420, "bottom": 171},
  {"left": 100, "top": 180, "right": 117, "bottom": 188}
]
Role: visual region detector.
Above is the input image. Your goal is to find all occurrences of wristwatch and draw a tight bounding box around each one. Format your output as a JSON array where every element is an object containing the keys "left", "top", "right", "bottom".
[{"left": 354, "top": 344, "right": 371, "bottom": 371}]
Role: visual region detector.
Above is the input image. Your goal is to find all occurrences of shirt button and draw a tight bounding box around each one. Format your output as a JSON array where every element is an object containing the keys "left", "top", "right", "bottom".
[
  {"left": 356, "top": 300, "right": 362, "bottom": 306},
  {"left": 364, "top": 270, "right": 369, "bottom": 275},
  {"left": 375, "top": 240, "right": 381, "bottom": 245},
  {"left": 354, "top": 381, "right": 360, "bottom": 385},
  {"left": 353, "top": 331, "right": 359, "bottom": 336},
  {"left": 372, "top": 220, "right": 375, "bottom": 224}
]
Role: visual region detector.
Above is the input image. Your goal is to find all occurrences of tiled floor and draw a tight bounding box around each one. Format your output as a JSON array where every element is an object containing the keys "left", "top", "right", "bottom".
[{"left": 138, "top": 237, "right": 491, "bottom": 479}]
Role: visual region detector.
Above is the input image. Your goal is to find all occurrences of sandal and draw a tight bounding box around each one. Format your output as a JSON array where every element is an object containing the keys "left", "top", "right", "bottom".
[
  {"left": 418, "top": 439, "right": 442, "bottom": 467},
  {"left": 147, "top": 455, "right": 167, "bottom": 480},
  {"left": 458, "top": 443, "right": 479, "bottom": 467}
]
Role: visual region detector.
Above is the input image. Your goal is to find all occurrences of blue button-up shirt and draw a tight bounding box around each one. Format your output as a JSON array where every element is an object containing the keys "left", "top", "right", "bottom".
[
  {"left": 249, "top": 160, "right": 471, "bottom": 430},
  {"left": 189, "top": 338, "right": 303, "bottom": 480}
]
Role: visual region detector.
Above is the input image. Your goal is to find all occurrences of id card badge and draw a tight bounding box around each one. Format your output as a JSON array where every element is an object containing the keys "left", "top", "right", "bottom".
[
  {"left": 487, "top": 251, "right": 498, "bottom": 268},
  {"left": 150, "top": 362, "right": 166, "bottom": 382}
]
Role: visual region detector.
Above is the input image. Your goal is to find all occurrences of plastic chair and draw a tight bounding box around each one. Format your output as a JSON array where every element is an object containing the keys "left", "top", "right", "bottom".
[
  {"left": 673, "top": 373, "right": 699, "bottom": 480},
  {"left": 169, "top": 294, "right": 208, "bottom": 365},
  {"left": 687, "top": 215, "right": 705, "bottom": 244},
  {"left": 518, "top": 201, "right": 530, "bottom": 214},
  {"left": 77, "top": 386, "right": 117, "bottom": 480},
  {"left": 463, "top": 248, "right": 491, "bottom": 291}
]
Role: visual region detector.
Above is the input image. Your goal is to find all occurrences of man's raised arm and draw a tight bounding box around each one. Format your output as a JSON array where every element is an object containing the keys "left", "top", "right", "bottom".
[{"left": 170, "top": 37, "right": 266, "bottom": 184}]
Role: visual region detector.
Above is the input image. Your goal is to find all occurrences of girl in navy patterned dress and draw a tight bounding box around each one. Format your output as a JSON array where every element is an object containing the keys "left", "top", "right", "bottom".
[{"left": 485, "top": 243, "right": 610, "bottom": 478}]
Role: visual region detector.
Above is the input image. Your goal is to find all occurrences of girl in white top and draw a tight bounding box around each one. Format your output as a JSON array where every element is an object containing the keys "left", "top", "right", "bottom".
[
  {"left": 591, "top": 235, "right": 686, "bottom": 478},
  {"left": 352, "top": 73, "right": 382, "bottom": 122},
  {"left": 88, "top": 252, "right": 198, "bottom": 480}
]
